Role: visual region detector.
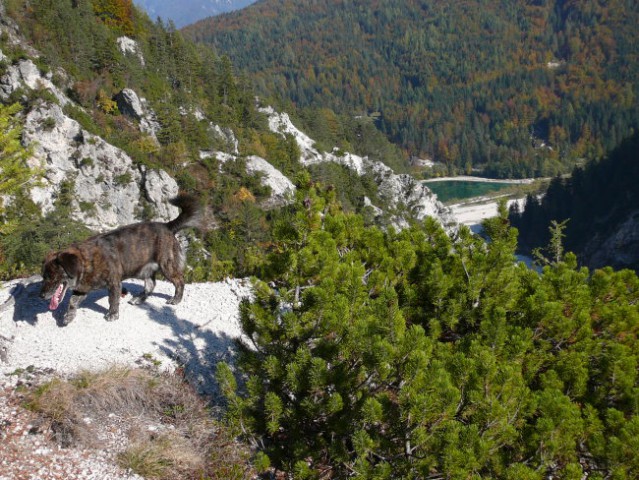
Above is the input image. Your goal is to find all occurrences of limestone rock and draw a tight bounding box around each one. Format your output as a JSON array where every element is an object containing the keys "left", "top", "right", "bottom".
[
  {"left": 116, "top": 36, "right": 145, "bottom": 66},
  {"left": 114, "top": 88, "right": 145, "bottom": 120},
  {"left": 260, "top": 105, "right": 453, "bottom": 227},
  {"left": 0, "top": 58, "right": 67, "bottom": 105},
  {"left": 246, "top": 155, "right": 296, "bottom": 208},
  {"left": 200, "top": 151, "right": 295, "bottom": 208},
  {"left": 23, "top": 103, "right": 178, "bottom": 231},
  {"left": 113, "top": 88, "right": 160, "bottom": 139}
]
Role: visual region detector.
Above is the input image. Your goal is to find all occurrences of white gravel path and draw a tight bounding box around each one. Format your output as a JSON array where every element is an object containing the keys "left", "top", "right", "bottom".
[{"left": 0, "top": 277, "right": 253, "bottom": 396}]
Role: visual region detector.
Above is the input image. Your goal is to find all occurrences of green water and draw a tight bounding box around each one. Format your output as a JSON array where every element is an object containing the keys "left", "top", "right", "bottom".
[{"left": 424, "top": 180, "right": 514, "bottom": 202}]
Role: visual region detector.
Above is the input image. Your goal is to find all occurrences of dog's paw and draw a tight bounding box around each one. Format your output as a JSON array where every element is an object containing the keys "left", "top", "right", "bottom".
[
  {"left": 104, "top": 312, "right": 119, "bottom": 322},
  {"left": 129, "top": 295, "right": 146, "bottom": 305},
  {"left": 61, "top": 310, "right": 76, "bottom": 326},
  {"left": 166, "top": 297, "right": 182, "bottom": 305}
]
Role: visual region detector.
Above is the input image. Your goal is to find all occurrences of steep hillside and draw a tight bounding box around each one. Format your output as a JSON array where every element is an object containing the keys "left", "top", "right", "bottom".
[
  {"left": 4, "top": 4, "right": 639, "bottom": 480},
  {"left": 511, "top": 132, "right": 639, "bottom": 271},
  {"left": 186, "top": 0, "right": 639, "bottom": 178},
  {"left": 135, "top": 0, "right": 256, "bottom": 27},
  {"left": 0, "top": 0, "right": 450, "bottom": 281}
]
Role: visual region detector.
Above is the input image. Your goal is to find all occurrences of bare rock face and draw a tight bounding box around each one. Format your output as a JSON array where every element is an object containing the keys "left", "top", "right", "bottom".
[
  {"left": 584, "top": 212, "right": 639, "bottom": 271},
  {"left": 114, "top": 88, "right": 145, "bottom": 120},
  {"left": 0, "top": 16, "right": 179, "bottom": 232},
  {"left": 260, "top": 105, "right": 454, "bottom": 228},
  {"left": 113, "top": 88, "right": 160, "bottom": 139},
  {"left": 246, "top": 155, "right": 295, "bottom": 208},
  {"left": 142, "top": 168, "right": 181, "bottom": 220},
  {"left": 370, "top": 161, "right": 454, "bottom": 228},
  {"left": 116, "top": 36, "right": 145, "bottom": 66},
  {"left": 0, "top": 59, "right": 68, "bottom": 105},
  {"left": 200, "top": 151, "right": 295, "bottom": 209},
  {"left": 23, "top": 103, "right": 179, "bottom": 231}
]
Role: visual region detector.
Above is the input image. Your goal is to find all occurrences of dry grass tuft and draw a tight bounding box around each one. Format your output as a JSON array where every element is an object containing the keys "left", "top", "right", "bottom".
[{"left": 24, "top": 366, "right": 254, "bottom": 479}]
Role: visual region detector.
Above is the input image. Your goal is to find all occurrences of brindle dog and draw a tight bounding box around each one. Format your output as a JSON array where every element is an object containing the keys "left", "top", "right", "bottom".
[{"left": 40, "top": 194, "right": 200, "bottom": 325}]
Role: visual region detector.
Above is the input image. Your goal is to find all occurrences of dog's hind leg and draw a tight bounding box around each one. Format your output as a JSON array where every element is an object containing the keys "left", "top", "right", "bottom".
[
  {"left": 160, "top": 264, "right": 184, "bottom": 305},
  {"left": 158, "top": 246, "right": 185, "bottom": 305},
  {"left": 165, "top": 272, "right": 184, "bottom": 305},
  {"left": 62, "top": 291, "right": 87, "bottom": 326},
  {"left": 167, "top": 278, "right": 184, "bottom": 305}
]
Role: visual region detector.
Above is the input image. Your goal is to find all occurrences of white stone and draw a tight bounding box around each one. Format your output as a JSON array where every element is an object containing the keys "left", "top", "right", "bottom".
[
  {"left": 246, "top": 155, "right": 296, "bottom": 207},
  {"left": 259, "top": 105, "right": 454, "bottom": 227},
  {"left": 116, "top": 36, "right": 145, "bottom": 66},
  {"left": 23, "top": 103, "right": 179, "bottom": 231}
]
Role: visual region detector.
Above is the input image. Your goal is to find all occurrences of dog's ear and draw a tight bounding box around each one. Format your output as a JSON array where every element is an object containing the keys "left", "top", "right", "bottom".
[{"left": 57, "top": 252, "right": 82, "bottom": 279}]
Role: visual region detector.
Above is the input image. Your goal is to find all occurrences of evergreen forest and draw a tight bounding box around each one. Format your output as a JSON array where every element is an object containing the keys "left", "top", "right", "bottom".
[
  {"left": 186, "top": 0, "right": 639, "bottom": 178},
  {"left": 217, "top": 187, "right": 639, "bottom": 479}
]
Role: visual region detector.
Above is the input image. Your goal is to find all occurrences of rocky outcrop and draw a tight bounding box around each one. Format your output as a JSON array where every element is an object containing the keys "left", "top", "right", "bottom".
[
  {"left": 370, "top": 161, "right": 454, "bottom": 228},
  {"left": 212, "top": 124, "right": 240, "bottom": 155},
  {"left": 114, "top": 88, "right": 145, "bottom": 120},
  {"left": 116, "top": 36, "right": 145, "bottom": 66},
  {"left": 246, "top": 155, "right": 296, "bottom": 208},
  {"left": 260, "top": 106, "right": 454, "bottom": 227},
  {"left": 0, "top": 14, "right": 181, "bottom": 232},
  {"left": 583, "top": 211, "right": 639, "bottom": 271},
  {"left": 24, "top": 103, "right": 179, "bottom": 230},
  {"left": 0, "top": 58, "right": 68, "bottom": 106},
  {"left": 200, "top": 151, "right": 295, "bottom": 208},
  {"left": 113, "top": 88, "right": 160, "bottom": 139}
]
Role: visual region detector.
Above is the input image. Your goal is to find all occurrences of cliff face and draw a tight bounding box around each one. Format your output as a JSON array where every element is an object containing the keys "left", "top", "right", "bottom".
[
  {"left": 261, "top": 107, "right": 455, "bottom": 228},
  {"left": 22, "top": 101, "right": 179, "bottom": 230},
  {"left": 0, "top": 4, "right": 183, "bottom": 231},
  {"left": 0, "top": 54, "right": 179, "bottom": 230},
  {"left": 583, "top": 212, "right": 639, "bottom": 271}
]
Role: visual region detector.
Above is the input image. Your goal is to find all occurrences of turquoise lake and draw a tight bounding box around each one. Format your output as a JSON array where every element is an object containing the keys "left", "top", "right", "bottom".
[{"left": 424, "top": 180, "right": 515, "bottom": 202}]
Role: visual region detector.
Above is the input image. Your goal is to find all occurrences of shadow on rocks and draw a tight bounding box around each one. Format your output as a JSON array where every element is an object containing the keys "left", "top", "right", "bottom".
[{"left": 141, "top": 294, "right": 249, "bottom": 410}]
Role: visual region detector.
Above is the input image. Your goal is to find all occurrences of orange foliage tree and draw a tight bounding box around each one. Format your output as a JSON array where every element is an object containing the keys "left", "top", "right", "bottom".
[{"left": 92, "top": 0, "right": 135, "bottom": 36}]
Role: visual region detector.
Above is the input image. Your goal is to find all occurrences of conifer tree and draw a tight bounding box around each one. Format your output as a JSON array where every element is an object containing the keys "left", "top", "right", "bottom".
[
  {"left": 0, "top": 103, "right": 39, "bottom": 214},
  {"left": 219, "top": 188, "right": 639, "bottom": 478}
]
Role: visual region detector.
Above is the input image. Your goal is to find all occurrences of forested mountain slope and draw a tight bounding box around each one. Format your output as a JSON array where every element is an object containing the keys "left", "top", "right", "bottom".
[
  {"left": 511, "top": 132, "right": 639, "bottom": 271},
  {"left": 0, "top": 0, "right": 445, "bottom": 281},
  {"left": 2, "top": 3, "right": 639, "bottom": 480},
  {"left": 186, "top": 0, "right": 639, "bottom": 178}
]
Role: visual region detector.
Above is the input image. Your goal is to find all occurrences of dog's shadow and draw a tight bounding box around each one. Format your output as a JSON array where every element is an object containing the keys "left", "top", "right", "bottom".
[
  {"left": 4, "top": 277, "right": 250, "bottom": 403},
  {"left": 7, "top": 280, "right": 170, "bottom": 327},
  {"left": 143, "top": 302, "right": 245, "bottom": 402}
]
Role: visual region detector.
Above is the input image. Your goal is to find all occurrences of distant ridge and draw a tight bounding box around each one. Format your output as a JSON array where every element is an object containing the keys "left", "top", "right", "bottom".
[
  {"left": 185, "top": 0, "right": 639, "bottom": 179},
  {"left": 134, "top": 0, "right": 256, "bottom": 27}
]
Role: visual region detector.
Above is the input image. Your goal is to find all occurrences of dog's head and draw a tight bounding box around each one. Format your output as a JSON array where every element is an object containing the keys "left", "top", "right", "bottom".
[{"left": 40, "top": 251, "right": 82, "bottom": 310}]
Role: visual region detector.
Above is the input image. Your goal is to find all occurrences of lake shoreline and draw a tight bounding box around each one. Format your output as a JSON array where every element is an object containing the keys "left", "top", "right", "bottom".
[{"left": 423, "top": 175, "right": 537, "bottom": 184}]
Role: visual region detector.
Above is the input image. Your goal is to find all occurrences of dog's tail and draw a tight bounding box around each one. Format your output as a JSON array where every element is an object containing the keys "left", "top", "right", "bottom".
[{"left": 166, "top": 194, "right": 202, "bottom": 233}]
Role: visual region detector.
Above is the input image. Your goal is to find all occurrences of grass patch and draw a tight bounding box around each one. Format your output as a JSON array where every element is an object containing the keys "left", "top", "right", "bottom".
[{"left": 24, "top": 366, "right": 255, "bottom": 479}]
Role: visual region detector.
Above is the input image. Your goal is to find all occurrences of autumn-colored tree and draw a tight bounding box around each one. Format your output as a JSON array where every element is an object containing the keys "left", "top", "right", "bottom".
[{"left": 92, "top": 0, "right": 135, "bottom": 36}]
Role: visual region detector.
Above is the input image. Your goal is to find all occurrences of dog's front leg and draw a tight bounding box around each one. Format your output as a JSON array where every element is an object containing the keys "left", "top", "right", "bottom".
[
  {"left": 105, "top": 284, "right": 120, "bottom": 321},
  {"left": 62, "top": 291, "right": 87, "bottom": 326}
]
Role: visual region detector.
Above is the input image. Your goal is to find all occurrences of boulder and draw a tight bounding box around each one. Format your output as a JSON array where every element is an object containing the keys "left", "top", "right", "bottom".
[{"left": 114, "top": 88, "right": 145, "bottom": 120}]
